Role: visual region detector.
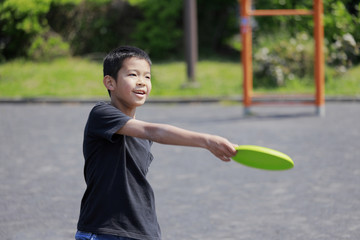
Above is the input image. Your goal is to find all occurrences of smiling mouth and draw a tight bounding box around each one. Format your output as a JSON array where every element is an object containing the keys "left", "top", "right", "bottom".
[{"left": 133, "top": 90, "right": 146, "bottom": 95}]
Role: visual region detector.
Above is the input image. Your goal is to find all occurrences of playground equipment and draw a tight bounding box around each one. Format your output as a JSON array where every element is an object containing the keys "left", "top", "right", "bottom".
[{"left": 239, "top": 0, "right": 325, "bottom": 116}]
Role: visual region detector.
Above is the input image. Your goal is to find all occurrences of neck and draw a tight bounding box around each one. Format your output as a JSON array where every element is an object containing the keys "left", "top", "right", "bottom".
[{"left": 110, "top": 99, "right": 136, "bottom": 118}]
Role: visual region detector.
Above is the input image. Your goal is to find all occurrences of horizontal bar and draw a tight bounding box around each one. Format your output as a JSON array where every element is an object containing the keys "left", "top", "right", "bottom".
[
  {"left": 250, "top": 94, "right": 316, "bottom": 105},
  {"left": 251, "top": 101, "right": 315, "bottom": 106},
  {"left": 250, "top": 9, "right": 313, "bottom": 16}
]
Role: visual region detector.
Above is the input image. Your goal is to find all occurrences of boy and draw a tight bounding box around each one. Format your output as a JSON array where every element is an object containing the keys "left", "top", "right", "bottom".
[{"left": 75, "top": 46, "right": 237, "bottom": 240}]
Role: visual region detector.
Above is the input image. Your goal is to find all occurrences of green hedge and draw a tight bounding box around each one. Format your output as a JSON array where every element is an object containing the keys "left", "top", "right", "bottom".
[{"left": 1, "top": 0, "right": 359, "bottom": 74}]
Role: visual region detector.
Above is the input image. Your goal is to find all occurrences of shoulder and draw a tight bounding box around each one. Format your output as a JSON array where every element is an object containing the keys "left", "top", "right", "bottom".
[
  {"left": 85, "top": 102, "right": 132, "bottom": 141},
  {"left": 87, "top": 101, "right": 131, "bottom": 127},
  {"left": 89, "top": 102, "right": 128, "bottom": 119},
  {"left": 91, "top": 101, "right": 115, "bottom": 113}
]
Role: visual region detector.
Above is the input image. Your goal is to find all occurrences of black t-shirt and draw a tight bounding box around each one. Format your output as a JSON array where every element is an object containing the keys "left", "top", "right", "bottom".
[{"left": 77, "top": 102, "right": 161, "bottom": 240}]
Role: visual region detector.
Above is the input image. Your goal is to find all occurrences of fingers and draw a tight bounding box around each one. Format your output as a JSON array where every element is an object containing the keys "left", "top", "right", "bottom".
[
  {"left": 210, "top": 138, "right": 237, "bottom": 162},
  {"left": 216, "top": 149, "right": 235, "bottom": 162},
  {"left": 205, "top": 134, "right": 238, "bottom": 162},
  {"left": 219, "top": 155, "right": 232, "bottom": 162},
  {"left": 221, "top": 140, "right": 237, "bottom": 158}
]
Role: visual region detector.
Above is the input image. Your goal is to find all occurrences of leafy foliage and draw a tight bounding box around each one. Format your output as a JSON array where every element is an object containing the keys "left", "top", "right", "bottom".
[
  {"left": 0, "top": 0, "right": 80, "bottom": 61},
  {"left": 196, "top": 0, "right": 239, "bottom": 56},
  {"left": 252, "top": 0, "right": 313, "bottom": 37},
  {"left": 251, "top": 0, "right": 360, "bottom": 77},
  {"left": 27, "top": 31, "right": 70, "bottom": 61},
  {"left": 323, "top": 1, "right": 360, "bottom": 70},
  {"left": 0, "top": 0, "right": 52, "bottom": 59},
  {"left": 1, "top": 0, "right": 360, "bottom": 81},
  {"left": 129, "top": 0, "right": 183, "bottom": 59},
  {"left": 328, "top": 33, "right": 359, "bottom": 74},
  {"left": 48, "top": 0, "right": 141, "bottom": 55},
  {"left": 253, "top": 32, "right": 314, "bottom": 87}
]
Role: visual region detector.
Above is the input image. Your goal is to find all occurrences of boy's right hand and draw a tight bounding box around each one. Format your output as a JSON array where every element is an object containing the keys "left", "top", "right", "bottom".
[{"left": 205, "top": 135, "right": 237, "bottom": 162}]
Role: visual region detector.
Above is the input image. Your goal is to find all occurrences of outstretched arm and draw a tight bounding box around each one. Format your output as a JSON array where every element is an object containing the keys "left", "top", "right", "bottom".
[{"left": 117, "top": 119, "right": 237, "bottom": 162}]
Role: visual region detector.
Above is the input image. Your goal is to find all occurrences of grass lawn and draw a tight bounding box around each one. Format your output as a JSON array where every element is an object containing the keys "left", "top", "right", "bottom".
[
  {"left": 0, "top": 58, "right": 105, "bottom": 98},
  {"left": 0, "top": 57, "right": 359, "bottom": 99}
]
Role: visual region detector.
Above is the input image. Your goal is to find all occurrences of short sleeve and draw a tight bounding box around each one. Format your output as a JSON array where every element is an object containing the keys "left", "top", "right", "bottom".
[{"left": 86, "top": 102, "right": 132, "bottom": 142}]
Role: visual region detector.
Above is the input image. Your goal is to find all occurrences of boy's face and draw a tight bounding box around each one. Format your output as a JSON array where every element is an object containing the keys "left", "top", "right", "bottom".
[{"left": 107, "top": 57, "right": 151, "bottom": 114}]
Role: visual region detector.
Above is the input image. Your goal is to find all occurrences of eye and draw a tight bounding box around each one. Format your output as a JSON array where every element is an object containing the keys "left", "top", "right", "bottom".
[{"left": 129, "top": 73, "right": 137, "bottom": 77}]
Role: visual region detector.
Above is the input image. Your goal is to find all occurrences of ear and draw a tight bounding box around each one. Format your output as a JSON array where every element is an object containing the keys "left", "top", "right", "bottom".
[{"left": 103, "top": 75, "right": 115, "bottom": 91}]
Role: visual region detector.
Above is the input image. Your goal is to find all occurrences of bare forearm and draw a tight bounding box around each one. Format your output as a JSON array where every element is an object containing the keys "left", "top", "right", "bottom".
[
  {"left": 119, "top": 119, "right": 237, "bottom": 162},
  {"left": 145, "top": 123, "right": 236, "bottom": 161},
  {"left": 145, "top": 123, "right": 209, "bottom": 148}
]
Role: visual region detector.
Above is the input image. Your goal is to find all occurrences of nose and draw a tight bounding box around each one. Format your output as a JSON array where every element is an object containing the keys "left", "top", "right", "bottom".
[{"left": 136, "top": 78, "right": 145, "bottom": 86}]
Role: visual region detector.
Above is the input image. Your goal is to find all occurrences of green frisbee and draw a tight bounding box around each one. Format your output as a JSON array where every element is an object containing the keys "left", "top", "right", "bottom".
[{"left": 232, "top": 145, "right": 294, "bottom": 170}]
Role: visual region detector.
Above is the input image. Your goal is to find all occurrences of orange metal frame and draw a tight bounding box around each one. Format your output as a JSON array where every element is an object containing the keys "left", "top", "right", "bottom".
[{"left": 239, "top": 0, "right": 325, "bottom": 115}]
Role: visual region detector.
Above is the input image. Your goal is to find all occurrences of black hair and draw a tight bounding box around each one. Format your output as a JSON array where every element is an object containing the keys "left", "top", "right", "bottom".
[{"left": 103, "top": 46, "right": 152, "bottom": 79}]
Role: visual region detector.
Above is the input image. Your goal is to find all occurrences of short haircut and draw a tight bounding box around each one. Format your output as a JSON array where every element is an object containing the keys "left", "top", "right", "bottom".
[{"left": 103, "top": 46, "right": 152, "bottom": 80}]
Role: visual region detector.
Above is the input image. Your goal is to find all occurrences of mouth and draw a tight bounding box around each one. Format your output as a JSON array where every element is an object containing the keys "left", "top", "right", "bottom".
[{"left": 133, "top": 89, "right": 147, "bottom": 96}]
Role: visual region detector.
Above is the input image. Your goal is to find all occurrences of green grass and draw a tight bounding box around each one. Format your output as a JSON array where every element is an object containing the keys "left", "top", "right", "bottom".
[
  {"left": 0, "top": 57, "right": 359, "bottom": 99},
  {"left": 0, "top": 58, "right": 105, "bottom": 98},
  {"left": 325, "top": 67, "right": 360, "bottom": 96},
  {"left": 150, "top": 60, "right": 242, "bottom": 97}
]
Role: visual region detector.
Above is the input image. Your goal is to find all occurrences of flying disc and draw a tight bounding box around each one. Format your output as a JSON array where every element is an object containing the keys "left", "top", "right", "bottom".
[{"left": 232, "top": 145, "right": 294, "bottom": 170}]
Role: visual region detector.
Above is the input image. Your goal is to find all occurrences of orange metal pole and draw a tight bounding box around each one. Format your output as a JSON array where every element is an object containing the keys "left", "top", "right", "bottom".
[
  {"left": 240, "top": 0, "right": 253, "bottom": 113},
  {"left": 251, "top": 9, "right": 313, "bottom": 16},
  {"left": 314, "top": 0, "right": 325, "bottom": 116}
]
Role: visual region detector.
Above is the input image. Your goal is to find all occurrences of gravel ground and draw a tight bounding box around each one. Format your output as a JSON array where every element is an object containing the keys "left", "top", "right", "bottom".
[{"left": 0, "top": 102, "right": 359, "bottom": 240}]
